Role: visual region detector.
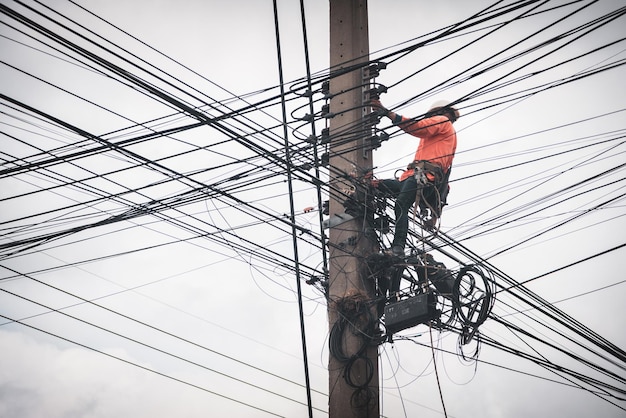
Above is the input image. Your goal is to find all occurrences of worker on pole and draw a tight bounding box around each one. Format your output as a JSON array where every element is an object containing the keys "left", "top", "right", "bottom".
[{"left": 371, "top": 99, "right": 460, "bottom": 257}]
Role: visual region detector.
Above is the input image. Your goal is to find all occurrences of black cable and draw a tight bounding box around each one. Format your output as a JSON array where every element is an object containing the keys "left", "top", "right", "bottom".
[
  {"left": 436, "top": 230, "right": 626, "bottom": 363},
  {"left": 0, "top": 96, "right": 327, "bottom": 267},
  {"left": 0, "top": 264, "right": 328, "bottom": 396},
  {"left": 1, "top": 2, "right": 325, "bottom": 187},
  {"left": 0, "top": 286, "right": 323, "bottom": 410},
  {"left": 0, "top": 312, "right": 286, "bottom": 417},
  {"left": 3, "top": 0, "right": 620, "bottom": 412},
  {"left": 272, "top": 2, "right": 314, "bottom": 416},
  {"left": 457, "top": 161, "right": 626, "bottom": 244},
  {"left": 402, "top": 333, "right": 626, "bottom": 408}
]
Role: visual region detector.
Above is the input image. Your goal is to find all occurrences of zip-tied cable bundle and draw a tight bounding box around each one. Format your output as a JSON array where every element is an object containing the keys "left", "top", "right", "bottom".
[{"left": 366, "top": 249, "right": 495, "bottom": 344}]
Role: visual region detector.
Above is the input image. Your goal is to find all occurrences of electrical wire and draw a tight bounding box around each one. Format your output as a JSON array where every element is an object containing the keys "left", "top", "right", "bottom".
[
  {"left": 2, "top": 0, "right": 625, "bottom": 415},
  {"left": 0, "top": 316, "right": 286, "bottom": 416},
  {"left": 272, "top": 2, "right": 313, "bottom": 416}
]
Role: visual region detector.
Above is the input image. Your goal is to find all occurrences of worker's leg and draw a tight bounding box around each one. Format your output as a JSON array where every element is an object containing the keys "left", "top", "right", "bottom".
[
  {"left": 392, "top": 177, "right": 419, "bottom": 250},
  {"left": 378, "top": 178, "right": 402, "bottom": 196}
]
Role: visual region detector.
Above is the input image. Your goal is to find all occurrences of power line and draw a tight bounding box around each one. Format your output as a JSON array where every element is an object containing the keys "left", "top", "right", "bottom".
[
  {"left": 0, "top": 264, "right": 328, "bottom": 402},
  {"left": 0, "top": 314, "right": 285, "bottom": 416},
  {"left": 2, "top": 1, "right": 625, "bottom": 415}
]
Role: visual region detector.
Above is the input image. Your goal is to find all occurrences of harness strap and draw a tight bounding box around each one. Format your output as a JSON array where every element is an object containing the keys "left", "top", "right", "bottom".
[
  {"left": 407, "top": 160, "right": 445, "bottom": 183},
  {"left": 409, "top": 161, "right": 447, "bottom": 232}
]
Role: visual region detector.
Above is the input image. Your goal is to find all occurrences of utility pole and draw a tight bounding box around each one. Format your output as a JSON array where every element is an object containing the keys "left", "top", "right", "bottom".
[{"left": 327, "top": 1, "right": 379, "bottom": 417}]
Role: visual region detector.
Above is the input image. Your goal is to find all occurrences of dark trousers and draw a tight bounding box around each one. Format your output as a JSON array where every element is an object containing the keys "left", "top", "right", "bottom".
[{"left": 379, "top": 177, "right": 422, "bottom": 249}]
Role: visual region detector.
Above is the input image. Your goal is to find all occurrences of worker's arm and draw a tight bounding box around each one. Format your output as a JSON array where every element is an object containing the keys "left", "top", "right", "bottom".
[{"left": 372, "top": 99, "right": 449, "bottom": 138}]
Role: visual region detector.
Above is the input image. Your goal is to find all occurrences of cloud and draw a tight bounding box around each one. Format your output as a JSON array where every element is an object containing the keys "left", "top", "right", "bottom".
[{"left": 0, "top": 328, "right": 215, "bottom": 418}]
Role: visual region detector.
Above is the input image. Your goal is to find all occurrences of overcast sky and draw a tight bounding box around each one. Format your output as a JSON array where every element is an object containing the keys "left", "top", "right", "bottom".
[{"left": 1, "top": 1, "right": 625, "bottom": 417}]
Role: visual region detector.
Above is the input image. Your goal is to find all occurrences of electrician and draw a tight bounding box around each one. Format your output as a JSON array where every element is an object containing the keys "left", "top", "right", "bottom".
[{"left": 371, "top": 99, "right": 460, "bottom": 257}]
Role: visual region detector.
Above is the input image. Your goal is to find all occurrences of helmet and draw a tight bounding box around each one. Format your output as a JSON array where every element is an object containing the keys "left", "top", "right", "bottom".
[{"left": 428, "top": 100, "right": 460, "bottom": 122}]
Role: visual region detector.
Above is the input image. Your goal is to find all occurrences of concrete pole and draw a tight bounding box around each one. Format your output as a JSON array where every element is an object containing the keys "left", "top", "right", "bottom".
[{"left": 327, "top": 1, "right": 379, "bottom": 416}]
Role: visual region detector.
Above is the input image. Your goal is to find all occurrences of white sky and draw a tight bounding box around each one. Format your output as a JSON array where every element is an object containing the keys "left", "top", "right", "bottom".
[{"left": 1, "top": 1, "right": 625, "bottom": 417}]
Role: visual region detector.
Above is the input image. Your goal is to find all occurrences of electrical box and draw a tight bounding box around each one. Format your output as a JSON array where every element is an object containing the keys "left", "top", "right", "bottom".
[{"left": 384, "top": 293, "right": 439, "bottom": 334}]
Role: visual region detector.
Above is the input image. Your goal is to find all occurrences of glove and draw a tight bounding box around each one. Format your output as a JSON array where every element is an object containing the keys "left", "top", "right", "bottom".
[{"left": 370, "top": 99, "right": 389, "bottom": 117}]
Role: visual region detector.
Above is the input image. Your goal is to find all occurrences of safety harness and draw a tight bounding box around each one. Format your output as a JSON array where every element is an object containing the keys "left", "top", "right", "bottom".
[{"left": 409, "top": 160, "right": 451, "bottom": 230}]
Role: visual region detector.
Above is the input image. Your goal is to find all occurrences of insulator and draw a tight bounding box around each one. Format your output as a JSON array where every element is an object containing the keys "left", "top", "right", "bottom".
[
  {"left": 320, "top": 127, "right": 330, "bottom": 144},
  {"left": 367, "top": 62, "right": 387, "bottom": 79},
  {"left": 367, "top": 135, "right": 381, "bottom": 150},
  {"left": 321, "top": 80, "right": 330, "bottom": 95},
  {"left": 368, "top": 84, "right": 388, "bottom": 100},
  {"left": 319, "top": 152, "right": 329, "bottom": 167},
  {"left": 321, "top": 104, "right": 334, "bottom": 119},
  {"left": 368, "top": 111, "right": 381, "bottom": 124},
  {"left": 368, "top": 64, "right": 380, "bottom": 78}
]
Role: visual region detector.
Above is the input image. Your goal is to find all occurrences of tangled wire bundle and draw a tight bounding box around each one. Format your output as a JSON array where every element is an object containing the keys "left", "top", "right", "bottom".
[{"left": 329, "top": 292, "right": 379, "bottom": 410}]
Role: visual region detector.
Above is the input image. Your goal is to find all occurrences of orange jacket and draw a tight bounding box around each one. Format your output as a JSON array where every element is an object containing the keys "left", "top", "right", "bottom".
[{"left": 395, "top": 114, "right": 457, "bottom": 182}]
